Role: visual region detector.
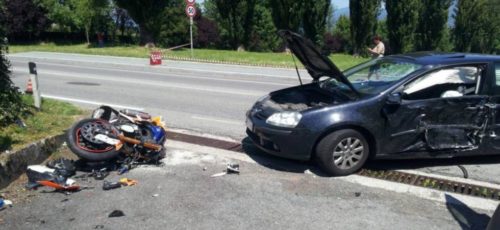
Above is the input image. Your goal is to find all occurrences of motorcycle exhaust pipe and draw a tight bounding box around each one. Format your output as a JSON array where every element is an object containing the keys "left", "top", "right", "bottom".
[{"left": 117, "top": 134, "right": 163, "bottom": 151}]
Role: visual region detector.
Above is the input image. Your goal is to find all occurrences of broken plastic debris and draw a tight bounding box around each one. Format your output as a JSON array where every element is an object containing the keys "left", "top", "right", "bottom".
[
  {"left": 103, "top": 181, "right": 122, "bottom": 190},
  {"left": 211, "top": 163, "right": 240, "bottom": 177},
  {"left": 108, "top": 210, "right": 125, "bottom": 218},
  {"left": 0, "top": 199, "right": 13, "bottom": 209},
  {"left": 119, "top": 178, "right": 137, "bottom": 186},
  {"left": 226, "top": 164, "right": 240, "bottom": 174},
  {"left": 211, "top": 172, "right": 227, "bottom": 177}
]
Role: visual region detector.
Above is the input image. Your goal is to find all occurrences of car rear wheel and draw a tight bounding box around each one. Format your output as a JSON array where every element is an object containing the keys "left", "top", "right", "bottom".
[{"left": 316, "top": 129, "right": 369, "bottom": 176}]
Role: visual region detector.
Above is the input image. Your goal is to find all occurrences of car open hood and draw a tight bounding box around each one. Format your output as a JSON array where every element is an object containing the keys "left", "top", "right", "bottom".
[{"left": 278, "top": 30, "right": 358, "bottom": 94}]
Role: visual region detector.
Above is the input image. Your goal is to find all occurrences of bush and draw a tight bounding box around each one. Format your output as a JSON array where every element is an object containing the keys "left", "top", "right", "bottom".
[{"left": 0, "top": 30, "right": 27, "bottom": 126}]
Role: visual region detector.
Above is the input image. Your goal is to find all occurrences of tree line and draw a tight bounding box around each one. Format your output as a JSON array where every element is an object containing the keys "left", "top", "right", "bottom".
[{"left": 0, "top": 0, "right": 499, "bottom": 55}]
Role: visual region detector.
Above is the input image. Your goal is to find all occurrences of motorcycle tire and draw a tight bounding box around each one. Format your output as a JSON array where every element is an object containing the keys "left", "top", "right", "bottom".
[{"left": 66, "top": 118, "right": 121, "bottom": 162}]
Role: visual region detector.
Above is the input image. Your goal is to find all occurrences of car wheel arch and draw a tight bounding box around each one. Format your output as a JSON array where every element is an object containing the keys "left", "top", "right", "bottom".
[{"left": 310, "top": 124, "right": 377, "bottom": 161}]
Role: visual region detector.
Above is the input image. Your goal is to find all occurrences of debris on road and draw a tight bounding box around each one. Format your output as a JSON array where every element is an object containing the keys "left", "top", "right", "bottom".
[
  {"left": 102, "top": 181, "right": 122, "bottom": 191},
  {"left": 0, "top": 199, "right": 13, "bottom": 210},
  {"left": 108, "top": 210, "right": 125, "bottom": 218},
  {"left": 46, "top": 158, "right": 76, "bottom": 178},
  {"left": 211, "top": 163, "right": 240, "bottom": 177},
  {"left": 227, "top": 163, "right": 240, "bottom": 174},
  {"left": 119, "top": 178, "right": 137, "bottom": 186}
]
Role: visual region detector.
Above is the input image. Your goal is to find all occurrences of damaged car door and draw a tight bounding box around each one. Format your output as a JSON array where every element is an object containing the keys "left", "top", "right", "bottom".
[{"left": 382, "top": 64, "right": 489, "bottom": 156}]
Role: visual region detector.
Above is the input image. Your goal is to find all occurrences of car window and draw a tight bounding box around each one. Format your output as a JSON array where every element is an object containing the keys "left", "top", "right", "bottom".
[
  {"left": 495, "top": 63, "right": 500, "bottom": 86},
  {"left": 324, "top": 59, "right": 422, "bottom": 96},
  {"left": 403, "top": 65, "right": 484, "bottom": 100}
]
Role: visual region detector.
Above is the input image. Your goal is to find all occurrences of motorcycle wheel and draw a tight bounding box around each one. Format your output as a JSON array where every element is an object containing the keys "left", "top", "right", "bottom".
[{"left": 66, "top": 118, "right": 121, "bottom": 162}]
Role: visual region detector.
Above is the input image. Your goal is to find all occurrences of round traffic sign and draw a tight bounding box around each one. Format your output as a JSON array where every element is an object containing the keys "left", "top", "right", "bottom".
[
  {"left": 186, "top": 5, "right": 196, "bottom": 17},
  {"left": 185, "top": 0, "right": 195, "bottom": 6}
]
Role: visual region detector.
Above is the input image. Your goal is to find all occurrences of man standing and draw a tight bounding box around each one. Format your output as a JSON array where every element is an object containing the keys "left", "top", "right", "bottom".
[{"left": 367, "top": 35, "right": 385, "bottom": 58}]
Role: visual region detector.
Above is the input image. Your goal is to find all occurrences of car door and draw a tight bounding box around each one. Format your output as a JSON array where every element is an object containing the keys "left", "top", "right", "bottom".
[
  {"left": 484, "top": 62, "right": 500, "bottom": 153},
  {"left": 380, "top": 64, "right": 489, "bottom": 156}
]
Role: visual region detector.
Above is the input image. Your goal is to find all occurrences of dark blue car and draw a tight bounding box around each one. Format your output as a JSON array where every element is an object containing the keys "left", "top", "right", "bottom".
[{"left": 246, "top": 31, "right": 500, "bottom": 176}]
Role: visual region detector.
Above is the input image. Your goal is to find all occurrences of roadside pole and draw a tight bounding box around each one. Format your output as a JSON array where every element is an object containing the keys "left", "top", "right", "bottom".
[
  {"left": 190, "top": 16, "right": 194, "bottom": 58},
  {"left": 28, "top": 62, "right": 41, "bottom": 110},
  {"left": 185, "top": 0, "right": 196, "bottom": 59}
]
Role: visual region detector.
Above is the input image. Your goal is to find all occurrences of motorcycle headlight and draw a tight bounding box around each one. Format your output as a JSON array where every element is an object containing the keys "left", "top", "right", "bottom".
[{"left": 266, "top": 112, "right": 302, "bottom": 128}]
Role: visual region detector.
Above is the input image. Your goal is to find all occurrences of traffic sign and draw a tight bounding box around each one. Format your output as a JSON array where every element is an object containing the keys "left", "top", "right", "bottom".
[
  {"left": 185, "top": 0, "right": 195, "bottom": 6},
  {"left": 185, "top": 5, "right": 196, "bottom": 18}
]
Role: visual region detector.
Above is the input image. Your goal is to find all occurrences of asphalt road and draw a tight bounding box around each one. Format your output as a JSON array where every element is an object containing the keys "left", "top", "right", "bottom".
[
  {"left": 0, "top": 142, "right": 492, "bottom": 230},
  {"left": 7, "top": 52, "right": 500, "bottom": 185},
  {"left": 8, "top": 52, "right": 311, "bottom": 140}
]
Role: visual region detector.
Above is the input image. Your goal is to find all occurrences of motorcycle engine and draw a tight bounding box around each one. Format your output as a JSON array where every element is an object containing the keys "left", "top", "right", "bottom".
[{"left": 118, "top": 122, "right": 166, "bottom": 158}]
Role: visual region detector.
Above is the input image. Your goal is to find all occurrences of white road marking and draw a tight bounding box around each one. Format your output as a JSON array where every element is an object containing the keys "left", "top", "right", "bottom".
[
  {"left": 10, "top": 61, "right": 294, "bottom": 87},
  {"left": 12, "top": 68, "right": 264, "bottom": 97},
  {"left": 41, "top": 94, "right": 144, "bottom": 111},
  {"left": 191, "top": 115, "right": 242, "bottom": 126},
  {"left": 8, "top": 53, "right": 303, "bottom": 79}
]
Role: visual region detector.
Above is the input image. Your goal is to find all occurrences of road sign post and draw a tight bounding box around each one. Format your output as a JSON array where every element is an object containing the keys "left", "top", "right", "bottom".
[{"left": 185, "top": 1, "right": 196, "bottom": 59}]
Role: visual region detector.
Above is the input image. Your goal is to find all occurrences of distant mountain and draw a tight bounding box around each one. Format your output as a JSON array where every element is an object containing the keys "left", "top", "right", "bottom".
[{"left": 333, "top": 4, "right": 456, "bottom": 27}]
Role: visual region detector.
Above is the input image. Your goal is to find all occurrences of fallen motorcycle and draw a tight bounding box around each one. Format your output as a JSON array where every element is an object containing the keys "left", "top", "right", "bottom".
[{"left": 66, "top": 106, "right": 167, "bottom": 164}]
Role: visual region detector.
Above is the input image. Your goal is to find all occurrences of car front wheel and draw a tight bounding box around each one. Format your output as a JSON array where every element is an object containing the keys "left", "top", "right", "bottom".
[{"left": 316, "top": 129, "right": 369, "bottom": 176}]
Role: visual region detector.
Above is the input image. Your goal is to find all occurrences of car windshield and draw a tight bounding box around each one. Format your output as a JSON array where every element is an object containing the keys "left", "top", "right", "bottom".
[{"left": 321, "top": 59, "right": 423, "bottom": 97}]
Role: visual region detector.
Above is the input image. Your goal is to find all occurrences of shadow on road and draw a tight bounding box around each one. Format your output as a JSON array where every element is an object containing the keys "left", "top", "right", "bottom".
[
  {"left": 241, "top": 137, "right": 328, "bottom": 176},
  {"left": 445, "top": 194, "right": 491, "bottom": 230},
  {"left": 240, "top": 137, "right": 500, "bottom": 177}
]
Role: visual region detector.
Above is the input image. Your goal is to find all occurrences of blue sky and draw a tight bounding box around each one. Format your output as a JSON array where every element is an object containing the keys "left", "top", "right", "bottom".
[{"left": 332, "top": 0, "right": 349, "bottom": 9}]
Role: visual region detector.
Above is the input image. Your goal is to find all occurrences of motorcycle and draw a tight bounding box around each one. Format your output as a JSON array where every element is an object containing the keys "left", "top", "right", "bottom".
[{"left": 66, "top": 106, "right": 167, "bottom": 164}]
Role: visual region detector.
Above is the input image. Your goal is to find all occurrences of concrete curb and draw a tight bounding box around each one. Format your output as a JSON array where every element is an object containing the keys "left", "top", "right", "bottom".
[{"left": 0, "top": 133, "right": 65, "bottom": 189}]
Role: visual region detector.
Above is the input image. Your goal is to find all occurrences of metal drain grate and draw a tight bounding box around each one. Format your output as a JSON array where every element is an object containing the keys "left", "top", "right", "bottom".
[
  {"left": 358, "top": 169, "right": 500, "bottom": 201},
  {"left": 167, "top": 131, "right": 500, "bottom": 201}
]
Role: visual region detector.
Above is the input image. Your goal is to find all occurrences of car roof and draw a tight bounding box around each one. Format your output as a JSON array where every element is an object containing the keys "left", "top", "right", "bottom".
[{"left": 388, "top": 52, "right": 500, "bottom": 66}]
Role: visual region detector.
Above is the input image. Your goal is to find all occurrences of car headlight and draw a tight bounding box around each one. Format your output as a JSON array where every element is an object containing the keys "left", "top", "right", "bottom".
[{"left": 266, "top": 112, "right": 302, "bottom": 128}]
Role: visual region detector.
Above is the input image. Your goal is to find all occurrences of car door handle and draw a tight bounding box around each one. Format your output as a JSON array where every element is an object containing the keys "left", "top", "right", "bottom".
[{"left": 466, "top": 106, "right": 480, "bottom": 110}]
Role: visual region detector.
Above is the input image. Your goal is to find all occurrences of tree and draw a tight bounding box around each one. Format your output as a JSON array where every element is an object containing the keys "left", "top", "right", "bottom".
[
  {"left": 37, "top": 0, "right": 79, "bottom": 32},
  {"left": 302, "top": 0, "right": 330, "bottom": 46},
  {"left": 385, "top": 0, "right": 421, "bottom": 54},
  {"left": 0, "top": 24, "right": 26, "bottom": 126},
  {"left": 415, "top": 0, "right": 452, "bottom": 51},
  {"left": 156, "top": 0, "right": 189, "bottom": 48},
  {"left": 0, "top": 0, "right": 49, "bottom": 39},
  {"left": 74, "top": 0, "right": 111, "bottom": 44},
  {"left": 454, "top": 0, "right": 499, "bottom": 53},
  {"left": 349, "top": 0, "right": 381, "bottom": 55},
  {"left": 113, "top": 0, "right": 170, "bottom": 45},
  {"left": 333, "top": 15, "right": 352, "bottom": 52},
  {"left": 245, "top": 0, "right": 279, "bottom": 51},
  {"left": 268, "top": 0, "right": 303, "bottom": 31},
  {"left": 206, "top": 0, "right": 258, "bottom": 50}
]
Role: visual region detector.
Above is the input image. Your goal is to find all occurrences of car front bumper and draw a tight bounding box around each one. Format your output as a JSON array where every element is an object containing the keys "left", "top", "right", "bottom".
[{"left": 246, "top": 114, "right": 313, "bottom": 161}]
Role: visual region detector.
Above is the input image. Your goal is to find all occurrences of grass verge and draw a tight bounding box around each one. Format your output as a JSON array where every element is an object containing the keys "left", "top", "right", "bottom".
[
  {"left": 0, "top": 95, "right": 83, "bottom": 153},
  {"left": 10, "top": 43, "right": 369, "bottom": 70}
]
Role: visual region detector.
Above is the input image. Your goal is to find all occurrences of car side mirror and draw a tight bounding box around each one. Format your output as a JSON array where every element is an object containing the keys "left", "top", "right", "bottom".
[{"left": 386, "top": 92, "right": 402, "bottom": 105}]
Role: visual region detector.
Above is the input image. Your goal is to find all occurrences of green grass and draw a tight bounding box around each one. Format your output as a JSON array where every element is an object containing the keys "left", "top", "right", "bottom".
[
  {"left": 0, "top": 96, "right": 83, "bottom": 153},
  {"left": 10, "top": 43, "right": 369, "bottom": 70}
]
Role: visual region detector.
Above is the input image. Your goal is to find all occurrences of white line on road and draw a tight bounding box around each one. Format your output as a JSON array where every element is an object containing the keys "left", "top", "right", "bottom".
[
  {"left": 10, "top": 61, "right": 294, "bottom": 87},
  {"left": 8, "top": 54, "right": 303, "bottom": 80},
  {"left": 191, "top": 115, "right": 242, "bottom": 126},
  {"left": 41, "top": 94, "right": 144, "bottom": 111}
]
